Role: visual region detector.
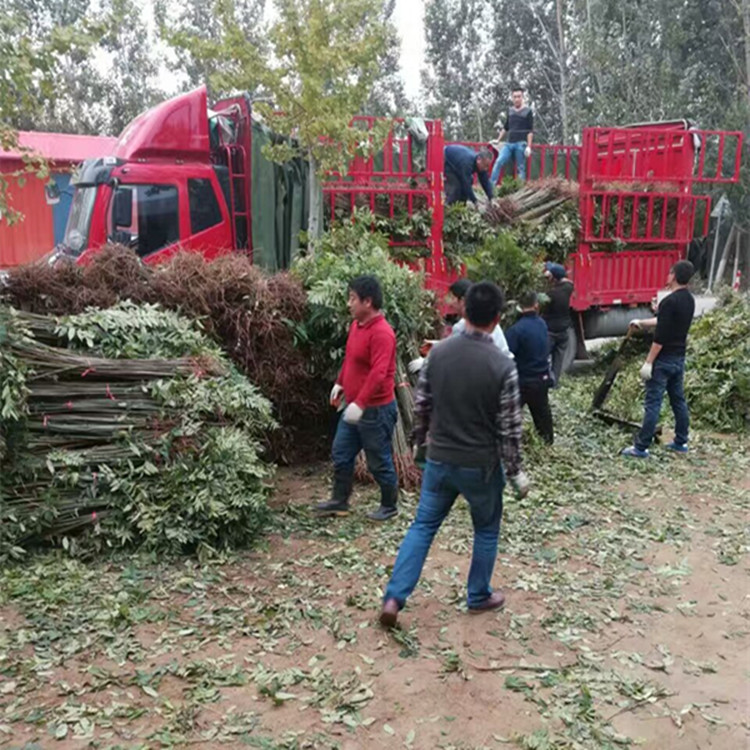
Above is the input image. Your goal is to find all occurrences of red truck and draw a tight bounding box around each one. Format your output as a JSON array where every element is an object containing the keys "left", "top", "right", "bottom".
[{"left": 54, "top": 85, "right": 743, "bottom": 346}]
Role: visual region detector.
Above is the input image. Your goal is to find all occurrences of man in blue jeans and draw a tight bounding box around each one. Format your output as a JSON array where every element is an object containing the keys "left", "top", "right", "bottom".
[
  {"left": 315, "top": 275, "right": 399, "bottom": 521},
  {"left": 621, "top": 260, "right": 696, "bottom": 458},
  {"left": 380, "top": 282, "right": 529, "bottom": 627},
  {"left": 490, "top": 85, "right": 534, "bottom": 184}
]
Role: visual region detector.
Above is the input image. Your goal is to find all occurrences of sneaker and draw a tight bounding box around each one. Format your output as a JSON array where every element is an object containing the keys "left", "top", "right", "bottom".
[
  {"left": 367, "top": 505, "right": 398, "bottom": 522},
  {"left": 621, "top": 446, "right": 650, "bottom": 458},
  {"left": 665, "top": 441, "right": 688, "bottom": 453},
  {"left": 313, "top": 500, "right": 350, "bottom": 516}
]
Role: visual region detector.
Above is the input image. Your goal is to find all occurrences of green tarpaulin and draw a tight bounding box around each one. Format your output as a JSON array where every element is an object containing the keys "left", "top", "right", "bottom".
[{"left": 251, "top": 121, "right": 314, "bottom": 271}]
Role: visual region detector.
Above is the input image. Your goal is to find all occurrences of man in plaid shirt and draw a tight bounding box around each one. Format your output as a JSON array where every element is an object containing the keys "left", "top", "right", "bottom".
[{"left": 380, "top": 282, "right": 529, "bottom": 627}]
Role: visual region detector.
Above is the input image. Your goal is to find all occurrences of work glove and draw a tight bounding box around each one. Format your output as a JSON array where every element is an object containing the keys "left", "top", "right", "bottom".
[
  {"left": 639, "top": 362, "right": 653, "bottom": 381},
  {"left": 330, "top": 383, "right": 344, "bottom": 407},
  {"left": 509, "top": 471, "right": 530, "bottom": 499},
  {"left": 524, "top": 146, "right": 531, "bottom": 158},
  {"left": 408, "top": 357, "right": 424, "bottom": 374},
  {"left": 629, "top": 319, "right": 643, "bottom": 330},
  {"left": 343, "top": 402, "right": 364, "bottom": 424}
]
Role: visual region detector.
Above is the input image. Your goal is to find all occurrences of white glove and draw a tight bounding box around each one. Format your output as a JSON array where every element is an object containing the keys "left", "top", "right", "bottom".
[
  {"left": 408, "top": 357, "right": 424, "bottom": 374},
  {"left": 640, "top": 362, "right": 653, "bottom": 381},
  {"left": 330, "top": 384, "right": 344, "bottom": 406},
  {"left": 629, "top": 319, "right": 643, "bottom": 329},
  {"left": 509, "top": 471, "right": 530, "bottom": 499},
  {"left": 343, "top": 402, "right": 364, "bottom": 424},
  {"left": 524, "top": 146, "right": 531, "bottom": 158}
]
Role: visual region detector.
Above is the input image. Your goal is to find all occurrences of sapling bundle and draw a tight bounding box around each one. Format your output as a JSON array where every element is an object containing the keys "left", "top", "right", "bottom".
[{"left": 0, "top": 302, "right": 276, "bottom": 561}]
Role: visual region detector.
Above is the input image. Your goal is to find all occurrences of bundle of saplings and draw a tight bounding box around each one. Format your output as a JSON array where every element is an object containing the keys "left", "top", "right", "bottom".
[
  {"left": 592, "top": 292, "right": 750, "bottom": 433},
  {"left": 293, "top": 222, "right": 441, "bottom": 488},
  {"left": 1, "top": 247, "right": 320, "bottom": 462},
  {"left": 0, "top": 302, "right": 276, "bottom": 561},
  {"left": 443, "top": 179, "right": 580, "bottom": 289}
]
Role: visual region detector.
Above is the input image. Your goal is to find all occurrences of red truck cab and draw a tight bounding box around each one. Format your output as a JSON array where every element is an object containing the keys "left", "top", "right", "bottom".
[{"left": 56, "top": 87, "right": 250, "bottom": 266}]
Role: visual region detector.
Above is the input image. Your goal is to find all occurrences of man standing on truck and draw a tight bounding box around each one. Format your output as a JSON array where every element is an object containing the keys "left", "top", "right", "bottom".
[
  {"left": 316, "top": 275, "right": 400, "bottom": 521},
  {"left": 443, "top": 145, "right": 494, "bottom": 205},
  {"left": 490, "top": 85, "right": 534, "bottom": 184},
  {"left": 505, "top": 291, "right": 554, "bottom": 444},
  {"left": 542, "top": 262, "right": 574, "bottom": 386},
  {"left": 379, "top": 282, "right": 529, "bottom": 628},
  {"left": 621, "top": 260, "right": 696, "bottom": 458}
]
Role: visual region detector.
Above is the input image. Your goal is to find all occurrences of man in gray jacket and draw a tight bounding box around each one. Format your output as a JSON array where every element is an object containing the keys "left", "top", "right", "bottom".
[{"left": 380, "top": 282, "right": 529, "bottom": 627}]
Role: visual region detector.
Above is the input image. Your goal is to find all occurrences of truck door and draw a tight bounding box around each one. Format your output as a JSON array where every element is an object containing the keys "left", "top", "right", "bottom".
[{"left": 108, "top": 182, "right": 181, "bottom": 263}]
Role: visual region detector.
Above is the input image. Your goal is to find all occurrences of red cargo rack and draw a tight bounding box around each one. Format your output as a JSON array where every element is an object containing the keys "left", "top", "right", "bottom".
[
  {"left": 572, "top": 122, "right": 743, "bottom": 311},
  {"left": 323, "top": 117, "right": 455, "bottom": 302}
]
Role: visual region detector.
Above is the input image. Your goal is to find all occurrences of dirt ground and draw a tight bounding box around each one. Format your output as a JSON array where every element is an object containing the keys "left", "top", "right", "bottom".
[{"left": 1, "top": 390, "right": 749, "bottom": 749}]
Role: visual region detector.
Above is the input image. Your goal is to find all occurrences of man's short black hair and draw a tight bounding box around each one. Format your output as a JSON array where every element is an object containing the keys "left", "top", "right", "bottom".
[
  {"left": 465, "top": 281, "right": 505, "bottom": 327},
  {"left": 671, "top": 260, "right": 695, "bottom": 285},
  {"left": 449, "top": 279, "right": 472, "bottom": 299},
  {"left": 519, "top": 290, "right": 538, "bottom": 309},
  {"left": 511, "top": 84, "right": 525, "bottom": 93},
  {"left": 349, "top": 275, "right": 383, "bottom": 310}
]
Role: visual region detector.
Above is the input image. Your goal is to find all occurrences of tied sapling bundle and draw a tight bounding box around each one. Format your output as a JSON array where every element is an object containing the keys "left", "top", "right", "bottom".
[{"left": 0, "top": 302, "right": 276, "bottom": 561}]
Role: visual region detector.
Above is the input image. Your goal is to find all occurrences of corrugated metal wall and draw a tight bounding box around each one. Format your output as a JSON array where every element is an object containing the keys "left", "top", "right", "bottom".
[{"left": 0, "top": 163, "right": 55, "bottom": 268}]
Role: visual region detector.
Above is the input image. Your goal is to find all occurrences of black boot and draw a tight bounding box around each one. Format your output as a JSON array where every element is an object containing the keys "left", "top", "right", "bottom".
[
  {"left": 314, "top": 470, "right": 352, "bottom": 516},
  {"left": 367, "top": 485, "right": 399, "bottom": 522}
]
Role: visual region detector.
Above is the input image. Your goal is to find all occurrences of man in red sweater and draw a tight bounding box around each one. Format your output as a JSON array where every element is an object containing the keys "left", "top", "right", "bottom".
[{"left": 315, "top": 275, "right": 399, "bottom": 521}]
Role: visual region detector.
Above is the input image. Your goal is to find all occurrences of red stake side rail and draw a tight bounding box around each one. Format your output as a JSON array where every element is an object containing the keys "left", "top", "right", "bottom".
[
  {"left": 574, "top": 124, "right": 743, "bottom": 311},
  {"left": 453, "top": 141, "right": 582, "bottom": 183},
  {"left": 323, "top": 117, "right": 455, "bottom": 302}
]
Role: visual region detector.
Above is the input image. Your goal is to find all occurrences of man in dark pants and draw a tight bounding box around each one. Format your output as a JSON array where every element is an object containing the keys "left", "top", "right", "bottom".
[
  {"left": 505, "top": 291, "right": 554, "bottom": 444},
  {"left": 622, "top": 261, "right": 696, "bottom": 458},
  {"left": 542, "top": 262, "right": 574, "bottom": 386},
  {"left": 380, "top": 282, "right": 529, "bottom": 627},
  {"left": 443, "top": 144, "right": 494, "bottom": 205},
  {"left": 316, "top": 275, "right": 399, "bottom": 520}
]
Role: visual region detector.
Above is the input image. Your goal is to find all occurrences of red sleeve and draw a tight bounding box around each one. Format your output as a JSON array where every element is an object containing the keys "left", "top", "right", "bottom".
[{"left": 353, "top": 328, "right": 395, "bottom": 407}]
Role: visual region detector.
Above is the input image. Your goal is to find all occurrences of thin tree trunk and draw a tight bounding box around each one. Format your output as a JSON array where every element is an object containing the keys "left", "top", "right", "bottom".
[
  {"left": 715, "top": 221, "right": 737, "bottom": 287},
  {"left": 555, "top": 0, "right": 569, "bottom": 143},
  {"left": 307, "top": 151, "right": 322, "bottom": 247},
  {"left": 742, "top": 0, "right": 750, "bottom": 113}
]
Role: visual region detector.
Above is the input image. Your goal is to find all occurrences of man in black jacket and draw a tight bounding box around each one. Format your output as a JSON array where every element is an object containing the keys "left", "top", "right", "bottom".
[
  {"left": 622, "top": 260, "right": 696, "bottom": 458},
  {"left": 379, "top": 282, "right": 528, "bottom": 628},
  {"left": 542, "top": 262, "right": 574, "bottom": 385}
]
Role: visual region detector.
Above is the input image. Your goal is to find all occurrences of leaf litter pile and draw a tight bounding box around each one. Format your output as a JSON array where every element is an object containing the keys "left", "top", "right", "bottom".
[{"left": 1, "top": 363, "right": 748, "bottom": 749}]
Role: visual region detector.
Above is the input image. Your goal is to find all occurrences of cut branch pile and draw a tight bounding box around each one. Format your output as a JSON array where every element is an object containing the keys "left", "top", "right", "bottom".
[{"left": 1, "top": 246, "right": 320, "bottom": 462}]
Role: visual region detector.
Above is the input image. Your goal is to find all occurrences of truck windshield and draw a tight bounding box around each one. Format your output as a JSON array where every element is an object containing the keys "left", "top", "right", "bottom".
[{"left": 63, "top": 186, "right": 97, "bottom": 255}]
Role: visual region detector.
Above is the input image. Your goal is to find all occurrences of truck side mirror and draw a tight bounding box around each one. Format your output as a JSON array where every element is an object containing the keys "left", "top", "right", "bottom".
[
  {"left": 112, "top": 187, "right": 133, "bottom": 228},
  {"left": 45, "top": 182, "right": 61, "bottom": 205}
]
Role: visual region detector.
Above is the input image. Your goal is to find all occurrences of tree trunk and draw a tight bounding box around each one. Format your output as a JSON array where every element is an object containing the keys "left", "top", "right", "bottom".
[
  {"left": 714, "top": 221, "right": 737, "bottom": 287},
  {"left": 555, "top": 0, "right": 569, "bottom": 143},
  {"left": 742, "top": 0, "right": 750, "bottom": 113},
  {"left": 307, "top": 151, "right": 323, "bottom": 246}
]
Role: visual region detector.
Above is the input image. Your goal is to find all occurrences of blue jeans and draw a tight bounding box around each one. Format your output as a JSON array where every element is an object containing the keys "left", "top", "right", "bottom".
[
  {"left": 635, "top": 355, "right": 689, "bottom": 451},
  {"left": 332, "top": 400, "right": 398, "bottom": 489},
  {"left": 384, "top": 459, "right": 505, "bottom": 609},
  {"left": 491, "top": 142, "right": 527, "bottom": 183}
]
